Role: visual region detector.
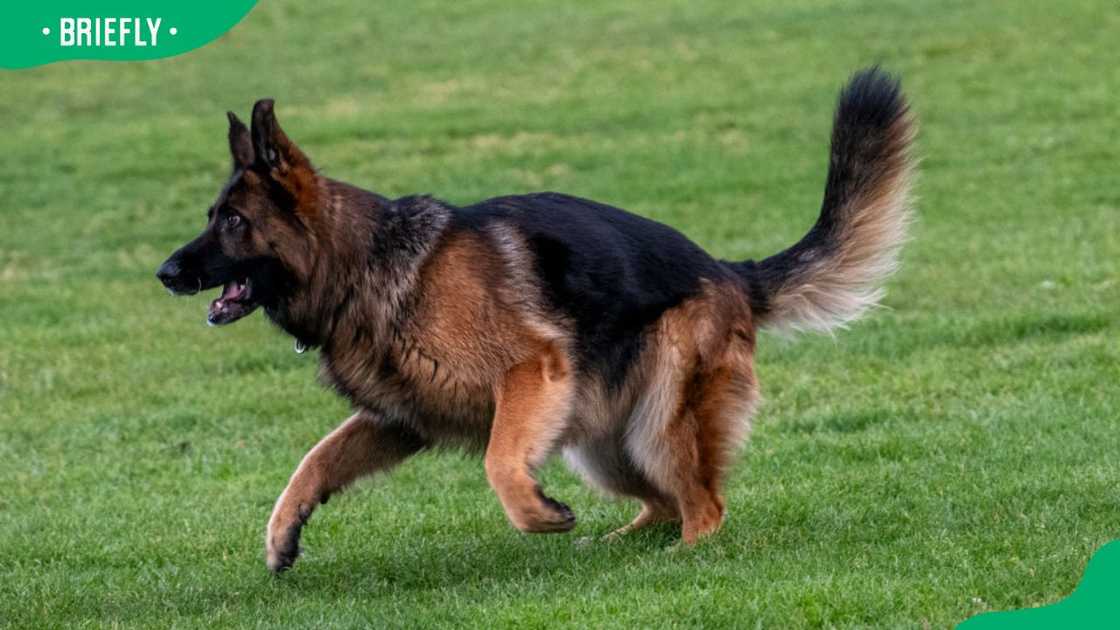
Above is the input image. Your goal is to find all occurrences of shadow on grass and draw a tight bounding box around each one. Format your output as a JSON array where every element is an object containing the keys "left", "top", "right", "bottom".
[
  {"left": 248, "top": 522, "right": 688, "bottom": 610},
  {"left": 953, "top": 313, "right": 1110, "bottom": 347},
  {"left": 853, "top": 313, "right": 1111, "bottom": 358},
  {"left": 781, "top": 408, "right": 896, "bottom": 435}
]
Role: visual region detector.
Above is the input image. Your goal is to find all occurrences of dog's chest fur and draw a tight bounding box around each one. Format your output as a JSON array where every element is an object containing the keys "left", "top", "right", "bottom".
[
  {"left": 308, "top": 196, "right": 536, "bottom": 449},
  {"left": 319, "top": 333, "right": 498, "bottom": 449}
]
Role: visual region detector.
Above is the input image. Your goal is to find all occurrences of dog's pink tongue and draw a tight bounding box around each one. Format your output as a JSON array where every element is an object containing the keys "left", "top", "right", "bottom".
[
  {"left": 220, "top": 280, "right": 246, "bottom": 302},
  {"left": 209, "top": 281, "right": 245, "bottom": 323}
]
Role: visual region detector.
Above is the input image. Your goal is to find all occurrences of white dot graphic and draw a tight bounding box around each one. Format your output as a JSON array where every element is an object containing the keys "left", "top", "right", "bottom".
[
  {"left": 169, "top": 27, "right": 178, "bottom": 36},
  {"left": 42, "top": 27, "right": 50, "bottom": 35}
]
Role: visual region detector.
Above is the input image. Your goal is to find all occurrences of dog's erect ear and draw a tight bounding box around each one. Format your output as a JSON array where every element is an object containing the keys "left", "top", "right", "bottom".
[
  {"left": 250, "top": 99, "right": 318, "bottom": 212},
  {"left": 251, "top": 99, "right": 312, "bottom": 174},
  {"left": 227, "top": 111, "right": 254, "bottom": 170}
]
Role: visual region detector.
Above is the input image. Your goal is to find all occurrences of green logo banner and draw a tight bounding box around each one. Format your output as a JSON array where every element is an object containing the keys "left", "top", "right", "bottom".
[
  {"left": 959, "top": 540, "right": 1120, "bottom": 629},
  {"left": 1, "top": 1, "right": 258, "bottom": 69}
]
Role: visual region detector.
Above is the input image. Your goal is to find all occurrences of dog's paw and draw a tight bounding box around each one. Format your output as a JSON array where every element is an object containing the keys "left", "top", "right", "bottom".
[
  {"left": 265, "top": 524, "right": 302, "bottom": 573},
  {"left": 537, "top": 491, "right": 577, "bottom": 530},
  {"left": 508, "top": 487, "right": 576, "bottom": 533},
  {"left": 265, "top": 502, "right": 312, "bottom": 573}
]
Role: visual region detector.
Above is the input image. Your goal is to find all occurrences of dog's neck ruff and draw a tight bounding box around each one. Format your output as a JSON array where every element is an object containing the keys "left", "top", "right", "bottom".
[{"left": 276, "top": 193, "right": 452, "bottom": 362}]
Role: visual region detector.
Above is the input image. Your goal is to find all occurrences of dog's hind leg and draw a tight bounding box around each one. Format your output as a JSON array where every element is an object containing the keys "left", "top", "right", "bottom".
[
  {"left": 661, "top": 364, "right": 756, "bottom": 544},
  {"left": 563, "top": 440, "right": 680, "bottom": 540},
  {"left": 625, "top": 352, "right": 756, "bottom": 545},
  {"left": 604, "top": 498, "right": 680, "bottom": 541},
  {"left": 265, "top": 411, "right": 424, "bottom": 572},
  {"left": 485, "top": 342, "right": 577, "bottom": 533}
]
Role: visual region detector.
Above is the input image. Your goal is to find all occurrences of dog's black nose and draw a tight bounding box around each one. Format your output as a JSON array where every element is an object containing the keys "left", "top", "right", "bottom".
[{"left": 156, "top": 259, "right": 181, "bottom": 286}]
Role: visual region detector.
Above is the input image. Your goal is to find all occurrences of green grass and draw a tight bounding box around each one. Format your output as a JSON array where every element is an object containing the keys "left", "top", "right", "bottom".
[{"left": 1, "top": 0, "right": 1118, "bottom": 627}]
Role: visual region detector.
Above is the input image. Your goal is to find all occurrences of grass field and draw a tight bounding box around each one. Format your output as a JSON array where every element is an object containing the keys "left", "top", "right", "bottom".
[{"left": 2, "top": 1, "right": 1118, "bottom": 627}]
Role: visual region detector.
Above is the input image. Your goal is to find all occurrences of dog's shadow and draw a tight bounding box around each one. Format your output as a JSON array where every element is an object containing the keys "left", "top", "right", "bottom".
[{"left": 276, "top": 519, "right": 683, "bottom": 595}]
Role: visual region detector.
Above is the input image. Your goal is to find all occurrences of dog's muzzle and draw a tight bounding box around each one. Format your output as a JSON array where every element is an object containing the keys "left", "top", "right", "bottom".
[{"left": 156, "top": 258, "right": 201, "bottom": 295}]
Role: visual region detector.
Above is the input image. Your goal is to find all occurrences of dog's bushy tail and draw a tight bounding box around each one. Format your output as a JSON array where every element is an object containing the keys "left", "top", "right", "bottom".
[{"left": 733, "top": 66, "right": 916, "bottom": 334}]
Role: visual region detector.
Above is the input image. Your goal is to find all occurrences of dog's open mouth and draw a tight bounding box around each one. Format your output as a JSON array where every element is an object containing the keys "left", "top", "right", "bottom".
[{"left": 208, "top": 278, "right": 259, "bottom": 326}]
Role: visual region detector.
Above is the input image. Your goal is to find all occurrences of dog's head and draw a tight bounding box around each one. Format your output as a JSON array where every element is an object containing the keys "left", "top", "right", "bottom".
[{"left": 156, "top": 100, "right": 320, "bottom": 326}]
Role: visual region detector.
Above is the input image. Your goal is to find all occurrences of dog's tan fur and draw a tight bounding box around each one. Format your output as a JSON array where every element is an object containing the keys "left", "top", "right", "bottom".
[
  {"left": 262, "top": 212, "right": 763, "bottom": 567},
  {"left": 157, "top": 69, "right": 915, "bottom": 573}
]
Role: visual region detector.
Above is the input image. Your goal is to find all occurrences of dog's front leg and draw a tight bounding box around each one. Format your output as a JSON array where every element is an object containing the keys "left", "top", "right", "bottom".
[
  {"left": 485, "top": 344, "right": 576, "bottom": 533},
  {"left": 266, "top": 410, "right": 424, "bottom": 572}
]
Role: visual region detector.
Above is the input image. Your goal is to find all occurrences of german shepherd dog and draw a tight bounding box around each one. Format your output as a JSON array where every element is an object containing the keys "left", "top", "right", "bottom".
[{"left": 157, "top": 67, "right": 914, "bottom": 572}]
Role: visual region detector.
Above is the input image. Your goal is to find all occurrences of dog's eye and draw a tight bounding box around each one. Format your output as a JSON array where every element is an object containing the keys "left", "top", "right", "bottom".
[{"left": 225, "top": 214, "right": 242, "bottom": 229}]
